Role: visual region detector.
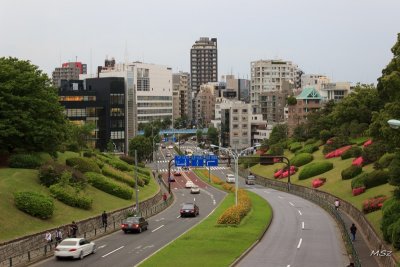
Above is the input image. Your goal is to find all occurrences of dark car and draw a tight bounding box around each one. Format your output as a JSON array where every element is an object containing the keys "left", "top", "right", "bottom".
[
  {"left": 180, "top": 203, "right": 199, "bottom": 217},
  {"left": 120, "top": 216, "right": 148, "bottom": 233},
  {"left": 245, "top": 175, "right": 256, "bottom": 185},
  {"left": 161, "top": 144, "right": 166, "bottom": 149}
]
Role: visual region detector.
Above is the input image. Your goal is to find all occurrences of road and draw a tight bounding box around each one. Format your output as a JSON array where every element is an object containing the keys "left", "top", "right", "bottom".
[{"left": 33, "top": 172, "right": 226, "bottom": 267}]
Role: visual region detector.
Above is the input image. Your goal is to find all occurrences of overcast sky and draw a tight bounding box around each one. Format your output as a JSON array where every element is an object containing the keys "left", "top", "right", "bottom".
[{"left": 1, "top": 0, "right": 399, "bottom": 84}]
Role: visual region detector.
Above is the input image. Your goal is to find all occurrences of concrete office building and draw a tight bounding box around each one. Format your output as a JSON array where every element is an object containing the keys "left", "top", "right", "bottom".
[
  {"left": 224, "top": 75, "right": 250, "bottom": 103},
  {"left": 250, "top": 59, "right": 301, "bottom": 113},
  {"left": 52, "top": 61, "right": 87, "bottom": 88},
  {"left": 320, "top": 82, "right": 352, "bottom": 102},
  {"left": 194, "top": 84, "right": 216, "bottom": 126},
  {"left": 172, "top": 72, "right": 191, "bottom": 123}
]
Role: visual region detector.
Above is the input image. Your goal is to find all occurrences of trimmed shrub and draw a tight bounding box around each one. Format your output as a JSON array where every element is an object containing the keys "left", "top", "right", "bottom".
[
  {"left": 295, "top": 144, "right": 319, "bottom": 155},
  {"left": 304, "top": 138, "right": 317, "bottom": 145},
  {"left": 139, "top": 174, "right": 150, "bottom": 185},
  {"left": 391, "top": 218, "right": 400, "bottom": 249},
  {"left": 351, "top": 173, "right": 368, "bottom": 189},
  {"left": 38, "top": 161, "right": 86, "bottom": 187},
  {"left": 94, "top": 158, "right": 105, "bottom": 169},
  {"left": 364, "top": 170, "right": 389, "bottom": 189},
  {"left": 85, "top": 172, "right": 133, "bottom": 199},
  {"left": 352, "top": 187, "right": 366, "bottom": 196},
  {"left": 362, "top": 141, "right": 387, "bottom": 164},
  {"left": 389, "top": 156, "right": 400, "bottom": 186},
  {"left": 217, "top": 190, "right": 251, "bottom": 224},
  {"left": 83, "top": 151, "right": 94, "bottom": 158},
  {"left": 298, "top": 162, "right": 334, "bottom": 180},
  {"left": 381, "top": 198, "right": 400, "bottom": 242},
  {"left": 119, "top": 155, "right": 135, "bottom": 165},
  {"left": 341, "top": 165, "right": 362, "bottom": 180},
  {"left": 291, "top": 153, "right": 313, "bottom": 167},
  {"left": 66, "top": 157, "right": 101, "bottom": 173},
  {"left": 289, "top": 142, "right": 302, "bottom": 153},
  {"left": 14, "top": 191, "right": 54, "bottom": 219},
  {"left": 134, "top": 167, "right": 151, "bottom": 176},
  {"left": 378, "top": 153, "right": 396, "bottom": 169},
  {"left": 49, "top": 184, "right": 92, "bottom": 209},
  {"left": 341, "top": 146, "right": 363, "bottom": 160},
  {"left": 138, "top": 162, "right": 146, "bottom": 168},
  {"left": 362, "top": 195, "right": 387, "bottom": 214},
  {"left": 8, "top": 154, "right": 42, "bottom": 169},
  {"left": 102, "top": 165, "right": 138, "bottom": 187}
]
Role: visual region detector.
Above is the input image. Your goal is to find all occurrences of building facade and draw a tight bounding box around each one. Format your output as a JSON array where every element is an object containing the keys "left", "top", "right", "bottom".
[
  {"left": 301, "top": 74, "right": 330, "bottom": 91},
  {"left": 172, "top": 72, "right": 191, "bottom": 124},
  {"left": 320, "top": 82, "right": 351, "bottom": 102},
  {"left": 194, "top": 85, "right": 216, "bottom": 127},
  {"left": 250, "top": 59, "right": 301, "bottom": 113},
  {"left": 190, "top": 37, "right": 218, "bottom": 93},
  {"left": 59, "top": 77, "right": 126, "bottom": 152},
  {"left": 224, "top": 75, "right": 250, "bottom": 103},
  {"left": 52, "top": 61, "right": 87, "bottom": 88}
]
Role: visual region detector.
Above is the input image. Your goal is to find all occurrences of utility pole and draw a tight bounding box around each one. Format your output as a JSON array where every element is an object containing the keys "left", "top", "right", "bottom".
[{"left": 135, "top": 150, "right": 139, "bottom": 215}]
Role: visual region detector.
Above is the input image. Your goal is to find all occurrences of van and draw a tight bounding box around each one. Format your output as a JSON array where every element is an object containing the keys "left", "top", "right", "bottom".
[
  {"left": 245, "top": 175, "right": 256, "bottom": 185},
  {"left": 226, "top": 174, "right": 235, "bottom": 183}
]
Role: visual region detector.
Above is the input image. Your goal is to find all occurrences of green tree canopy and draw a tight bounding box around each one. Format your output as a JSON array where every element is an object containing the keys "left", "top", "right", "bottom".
[
  {"left": 268, "top": 124, "right": 288, "bottom": 146},
  {"left": 207, "top": 125, "right": 219, "bottom": 146},
  {"left": 128, "top": 135, "right": 152, "bottom": 162},
  {"left": 0, "top": 57, "right": 69, "bottom": 154}
]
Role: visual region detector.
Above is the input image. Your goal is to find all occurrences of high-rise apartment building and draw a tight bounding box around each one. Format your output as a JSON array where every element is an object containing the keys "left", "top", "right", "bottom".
[
  {"left": 172, "top": 72, "right": 191, "bottom": 123},
  {"left": 52, "top": 61, "right": 87, "bottom": 88},
  {"left": 190, "top": 37, "right": 218, "bottom": 93},
  {"left": 224, "top": 75, "right": 250, "bottom": 103},
  {"left": 194, "top": 84, "right": 216, "bottom": 127},
  {"left": 250, "top": 59, "right": 301, "bottom": 113}
]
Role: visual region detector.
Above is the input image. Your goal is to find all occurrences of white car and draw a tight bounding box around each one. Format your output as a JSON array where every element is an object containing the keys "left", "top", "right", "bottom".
[
  {"left": 226, "top": 174, "right": 235, "bottom": 183},
  {"left": 54, "top": 238, "right": 96, "bottom": 260},
  {"left": 185, "top": 181, "right": 195, "bottom": 188},
  {"left": 190, "top": 185, "right": 200, "bottom": 194},
  {"left": 168, "top": 145, "right": 174, "bottom": 149}
]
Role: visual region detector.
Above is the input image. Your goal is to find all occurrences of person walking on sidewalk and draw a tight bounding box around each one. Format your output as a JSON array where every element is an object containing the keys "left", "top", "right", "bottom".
[
  {"left": 334, "top": 199, "right": 340, "bottom": 211},
  {"left": 55, "top": 228, "right": 63, "bottom": 244},
  {"left": 70, "top": 221, "right": 78, "bottom": 238},
  {"left": 45, "top": 231, "right": 52, "bottom": 249},
  {"left": 162, "top": 192, "right": 168, "bottom": 204},
  {"left": 350, "top": 223, "right": 357, "bottom": 241}
]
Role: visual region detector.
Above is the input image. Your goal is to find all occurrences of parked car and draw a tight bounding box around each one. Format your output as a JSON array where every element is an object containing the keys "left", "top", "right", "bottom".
[
  {"left": 54, "top": 238, "right": 96, "bottom": 260},
  {"left": 169, "top": 176, "right": 175, "bottom": 182},
  {"left": 226, "top": 174, "right": 235, "bottom": 183},
  {"left": 245, "top": 175, "right": 256, "bottom": 185},
  {"left": 185, "top": 181, "right": 195, "bottom": 188},
  {"left": 120, "top": 216, "right": 149, "bottom": 233},
  {"left": 190, "top": 185, "right": 200, "bottom": 194},
  {"left": 180, "top": 203, "right": 199, "bottom": 217}
]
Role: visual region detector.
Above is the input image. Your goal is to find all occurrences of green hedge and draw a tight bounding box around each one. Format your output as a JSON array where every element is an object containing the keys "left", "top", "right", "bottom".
[
  {"left": 304, "top": 138, "right": 317, "bottom": 145},
  {"left": 291, "top": 153, "right": 313, "bottom": 167},
  {"left": 341, "top": 165, "right": 362, "bottom": 180},
  {"left": 298, "top": 161, "right": 334, "bottom": 180},
  {"left": 289, "top": 142, "right": 303, "bottom": 153},
  {"left": 295, "top": 144, "right": 319, "bottom": 155},
  {"left": 38, "top": 161, "right": 86, "bottom": 187},
  {"left": 102, "top": 165, "right": 140, "bottom": 187},
  {"left": 85, "top": 172, "right": 133, "bottom": 200},
  {"left": 138, "top": 173, "right": 150, "bottom": 185},
  {"left": 66, "top": 157, "right": 101, "bottom": 173},
  {"left": 341, "top": 146, "right": 363, "bottom": 160},
  {"left": 14, "top": 191, "right": 54, "bottom": 219},
  {"left": 49, "top": 184, "right": 92, "bottom": 209},
  {"left": 119, "top": 155, "right": 135, "bottom": 165},
  {"left": 378, "top": 153, "right": 396, "bottom": 169},
  {"left": 364, "top": 170, "right": 389, "bottom": 189},
  {"left": 351, "top": 173, "right": 369, "bottom": 189},
  {"left": 381, "top": 198, "right": 400, "bottom": 243},
  {"left": 9, "top": 154, "right": 42, "bottom": 169}
]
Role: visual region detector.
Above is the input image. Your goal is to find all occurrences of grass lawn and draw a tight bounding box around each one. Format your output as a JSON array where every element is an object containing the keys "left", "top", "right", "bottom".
[
  {"left": 249, "top": 146, "right": 396, "bottom": 240},
  {"left": 139, "top": 192, "right": 272, "bottom": 267},
  {"left": 0, "top": 157, "right": 159, "bottom": 242}
]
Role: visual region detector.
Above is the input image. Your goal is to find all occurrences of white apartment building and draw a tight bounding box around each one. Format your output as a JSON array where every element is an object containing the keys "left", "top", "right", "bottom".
[
  {"left": 301, "top": 74, "right": 330, "bottom": 91},
  {"left": 320, "top": 82, "right": 352, "bottom": 102},
  {"left": 250, "top": 59, "right": 301, "bottom": 114}
]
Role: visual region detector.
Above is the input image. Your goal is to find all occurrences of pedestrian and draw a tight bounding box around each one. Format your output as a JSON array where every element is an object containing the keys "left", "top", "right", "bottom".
[
  {"left": 350, "top": 223, "right": 357, "bottom": 241},
  {"left": 44, "top": 231, "right": 52, "bottom": 249},
  {"left": 102, "top": 211, "right": 108, "bottom": 228},
  {"left": 334, "top": 199, "right": 340, "bottom": 211},
  {"left": 55, "top": 228, "right": 63, "bottom": 244},
  {"left": 162, "top": 192, "right": 167, "bottom": 203},
  {"left": 70, "top": 221, "right": 78, "bottom": 238}
]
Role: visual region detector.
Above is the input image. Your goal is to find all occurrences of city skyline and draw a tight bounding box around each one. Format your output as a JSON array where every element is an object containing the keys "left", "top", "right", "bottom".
[{"left": 1, "top": 0, "right": 399, "bottom": 85}]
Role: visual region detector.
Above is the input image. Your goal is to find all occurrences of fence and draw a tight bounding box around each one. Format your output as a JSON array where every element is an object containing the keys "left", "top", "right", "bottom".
[
  {"left": 0, "top": 187, "right": 174, "bottom": 267},
  {"left": 237, "top": 167, "right": 398, "bottom": 267}
]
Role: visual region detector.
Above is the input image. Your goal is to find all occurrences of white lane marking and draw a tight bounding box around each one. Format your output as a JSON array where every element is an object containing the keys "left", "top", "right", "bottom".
[
  {"left": 264, "top": 190, "right": 270, "bottom": 194},
  {"left": 213, "top": 200, "right": 216, "bottom": 205},
  {"left": 297, "top": 238, "right": 302, "bottom": 249},
  {"left": 102, "top": 246, "right": 124, "bottom": 258},
  {"left": 298, "top": 210, "right": 302, "bottom": 215},
  {"left": 151, "top": 225, "right": 165, "bottom": 232},
  {"left": 177, "top": 215, "right": 181, "bottom": 218},
  {"left": 278, "top": 196, "right": 283, "bottom": 199},
  {"left": 135, "top": 245, "right": 142, "bottom": 249},
  {"left": 98, "top": 245, "right": 106, "bottom": 249},
  {"left": 155, "top": 218, "right": 165, "bottom": 222},
  {"left": 143, "top": 245, "right": 155, "bottom": 250},
  {"left": 289, "top": 202, "right": 294, "bottom": 206},
  {"left": 302, "top": 222, "right": 305, "bottom": 229},
  {"left": 287, "top": 265, "right": 291, "bottom": 267}
]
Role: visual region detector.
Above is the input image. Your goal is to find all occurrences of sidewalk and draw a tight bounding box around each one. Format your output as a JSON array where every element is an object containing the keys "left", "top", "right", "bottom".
[{"left": 339, "top": 210, "right": 380, "bottom": 267}]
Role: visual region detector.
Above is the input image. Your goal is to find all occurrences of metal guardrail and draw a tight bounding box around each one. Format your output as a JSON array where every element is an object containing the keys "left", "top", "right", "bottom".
[
  {"left": 0, "top": 195, "right": 174, "bottom": 267},
  {"left": 235, "top": 167, "right": 362, "bottom": 266}
]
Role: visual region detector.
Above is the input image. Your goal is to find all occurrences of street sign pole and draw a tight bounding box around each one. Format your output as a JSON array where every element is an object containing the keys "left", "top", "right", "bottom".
[{"left": 208, "top": 162, "right": 211, "bottom": 183}]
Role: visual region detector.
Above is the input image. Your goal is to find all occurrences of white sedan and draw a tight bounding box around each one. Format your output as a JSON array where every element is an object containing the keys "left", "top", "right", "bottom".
[
  {"left": 168, "top": 145, "right": 174, "bottom": 149},
  {"left": 54, "top": 238, "right": 96, "bottom": 260},
  {"left": 185, "top": 181, "right": 195, "bottom": 188}
]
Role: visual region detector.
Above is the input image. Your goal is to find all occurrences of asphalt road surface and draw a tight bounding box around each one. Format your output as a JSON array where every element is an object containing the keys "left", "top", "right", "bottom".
[{"left": 33, "top": 175, "right": 226, "bottom": 267}]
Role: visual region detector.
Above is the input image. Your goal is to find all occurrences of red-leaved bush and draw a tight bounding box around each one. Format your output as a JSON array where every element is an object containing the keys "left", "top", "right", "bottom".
[
  {"left": 352, "top": 187, "right": 366, "bottom": 196},
  {"left": 362, "top": 195, "right": 387, "bottom": 214}
]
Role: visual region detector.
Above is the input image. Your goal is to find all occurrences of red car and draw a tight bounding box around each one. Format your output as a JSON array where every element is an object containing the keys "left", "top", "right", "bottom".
[{"left": 174, "top": 171, "right": 182, "bottom": 176}]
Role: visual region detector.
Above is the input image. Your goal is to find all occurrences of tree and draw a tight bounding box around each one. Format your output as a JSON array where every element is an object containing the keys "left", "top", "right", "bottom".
[
  {"left": 287, "top": 96, "right": 297, "bottom": 105},
  {"left": 207, "top": 126, "right": 219, "bottom": 146},
  {"left": 162, "top": 118, "right": 172, "bottom": 129},
  {"left": 377, "top": 33, "right": 400, "bottom": 102},
  {"left": 128, "top": 136, "right": 152, "bottom": 162},
  {"left": 0, "top": 57, "right": 69, "bottom": 154},
  {"left": 268, "top": 124, "right": 288, "bottom": 146},
  {"left": 71, "top": 122, "right": 96, "bottom": 153},
  {"left": 196, "top": 129, "right": 203, "bottom": 143}
]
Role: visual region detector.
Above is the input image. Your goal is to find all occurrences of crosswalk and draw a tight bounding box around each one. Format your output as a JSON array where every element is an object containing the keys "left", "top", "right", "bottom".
[{"left": 158, "top": 166, "right": 229, "bottom": 173}]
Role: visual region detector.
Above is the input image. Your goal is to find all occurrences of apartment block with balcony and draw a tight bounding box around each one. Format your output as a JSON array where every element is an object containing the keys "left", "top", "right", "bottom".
[
  {"left": 172, "top": 72, "right": 191, "bottom": 123},
  {"left": 301, "top": 74, "right": 330, "bottom": 91},
  {"left": 52, "top": 61, "right": 87, "bottom": 88},
  {"left": 194, "top": 85, "right": 216, "bottom": 127}
]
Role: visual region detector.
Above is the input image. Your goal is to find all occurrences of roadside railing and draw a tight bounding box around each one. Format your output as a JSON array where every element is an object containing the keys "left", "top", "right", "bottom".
[{"left": 0, "top": 189, "right": 174, "bottom": 267}]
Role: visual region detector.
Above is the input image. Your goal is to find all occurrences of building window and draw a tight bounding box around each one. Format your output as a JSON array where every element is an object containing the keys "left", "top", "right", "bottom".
[
  {"left": 110, "top": 108, "right": 124, "bottom": 117},
  {"left": 137, "top": 68, "right": 150, "bottom": 91},
  {"left": 110, "top": 94, "right": 124, "bottom": 105}
]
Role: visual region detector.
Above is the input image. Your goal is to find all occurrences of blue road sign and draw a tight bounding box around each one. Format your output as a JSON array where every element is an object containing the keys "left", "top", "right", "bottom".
[
  {"left": 172, "top": 137, "right": 177, "bottom": 142},
  {"left": 175, "top": 155, "right": 190, "bottom": 167},
  {"left": 191, "top": 155, "right": 204, "bottom": 167},
  {"left": 163, "top": 138, "right": 168, "bottom": 142},
  {"left": 205, "top": 155, "right": 218, "bottom": 166}
]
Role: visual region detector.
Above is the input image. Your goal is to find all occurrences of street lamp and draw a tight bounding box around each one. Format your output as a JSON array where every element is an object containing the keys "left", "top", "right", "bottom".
[{"left": 210, "top": 144, "right": 260, "bottom": 206}]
